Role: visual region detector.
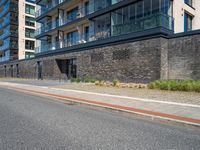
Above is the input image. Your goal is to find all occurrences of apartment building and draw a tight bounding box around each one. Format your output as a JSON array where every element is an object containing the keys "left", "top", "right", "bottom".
[
  {"left": 0, "top": 0, "right": 36, "bottom": 62},
  {"left": 35, "top": 0, "right": 200, "bottom": 53},
  {"left": 33, "top": 0, "right": 200, "bottom": 80}
]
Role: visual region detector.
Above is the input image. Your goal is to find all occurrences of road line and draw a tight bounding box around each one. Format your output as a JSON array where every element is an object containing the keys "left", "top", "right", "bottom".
[
  {"left": 0, "top": 82, "right": 199, "bottom": 108},
  {"left": 1, "top": 85, "right": 200, "bottom": 126}
]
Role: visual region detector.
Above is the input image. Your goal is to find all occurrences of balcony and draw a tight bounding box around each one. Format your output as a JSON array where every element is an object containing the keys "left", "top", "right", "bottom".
[
  {"left": 35, "top": 0, "right": 68, "bottom": 18},
  {"left": 36, "top": 13, "right": 174, "bottom": 54},
  {"left": 0, "top": 0, "right": 7, "bottom": 8},
  {"left": 35, "top": 0, "right": 123, "bottom": 20},
  {"left": 0, "top": 38, "right": 18, "bottom": 51},
  {"left": 36, "top": 1, "right": 105, "bottom": 36},
  {"left": 111, "top": 13, "right": 174, "bottom": 36},
  {"left": 0, "top": 26, "right": 18, "bottom": 39},
  {"left": 0, "top": 55, "right": 10, "bottom": 62},
  {"left": 0, "top": 1, "right": 18, "bottom": 18},
  {"left": 0, "top": 13, "right": 18, "bottom": 29}
]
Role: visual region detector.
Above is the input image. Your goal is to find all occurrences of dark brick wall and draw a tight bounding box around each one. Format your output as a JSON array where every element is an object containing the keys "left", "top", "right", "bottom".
[
  {"left": 167, "top": 34, "right": 200, "bottom": 80},
  {"left": 0, "top": 33, "right": 200, "bottom": 83}
]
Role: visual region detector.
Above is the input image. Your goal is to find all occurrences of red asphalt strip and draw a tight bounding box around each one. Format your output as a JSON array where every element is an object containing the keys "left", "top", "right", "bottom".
[{"left": 2, "top": 85, "right": 200, "bottom": 125}]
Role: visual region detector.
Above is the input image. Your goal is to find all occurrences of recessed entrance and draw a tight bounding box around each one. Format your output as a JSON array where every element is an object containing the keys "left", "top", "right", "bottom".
[{"left": 56, "top": 58, "right": 77, "bottom": 79}]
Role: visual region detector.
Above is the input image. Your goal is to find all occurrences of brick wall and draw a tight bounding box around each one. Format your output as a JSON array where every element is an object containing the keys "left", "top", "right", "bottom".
[{"left": 0, "top": 33, "right": 200, "bottom": 83}]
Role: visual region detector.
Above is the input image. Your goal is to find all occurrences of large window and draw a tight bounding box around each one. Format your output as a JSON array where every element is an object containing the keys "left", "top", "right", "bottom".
[
  {"left": 93, "top": 14, "right": 111, "bottom": 39},
  {"left": 66, "top": 31, "right": 79, "bottom": 46},
  {"left": 25, "top": 40, "right": 35, "bottom": 50},
  {"left": 25, "top": 28, "right": 35, "bottom": 38},
  {"left": 184, "top": 0, "right": 192, "bottom": 6},
  {"left": 67, "top": 7, "right": 78, "bottom": 21},
  {"left": 25, "top": 4, "right": 35, "bottom": 15},
  {"left": 94, "top": 0, "right": 110, "bottom": 11},
  {"left": 111, "top": 0, "right": 173, "bottom": 36},
  {"left": 184, "top": 13, "right": 193, "bottom": 32},
  {"left": 25, "top": 16, "right": 35, "bottom": 27},
  {"left": 25, "top": 52, "right": 35, "bottom": 59}
]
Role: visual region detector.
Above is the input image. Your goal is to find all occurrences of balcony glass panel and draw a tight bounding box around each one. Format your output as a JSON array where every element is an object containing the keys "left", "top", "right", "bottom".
[
  {"left": 36, "top": 0, "right": 174, "bottom": 54},
  {"left": 0, "top": 1, "right": 9, "bottom": 18},
  {"left": 0, "top": 0, "right": 7, "bottom": 7}
]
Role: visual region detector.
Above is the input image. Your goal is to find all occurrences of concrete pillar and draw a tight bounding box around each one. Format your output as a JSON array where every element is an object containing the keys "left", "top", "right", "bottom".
[
  {"left": 160, "top": 38, "right": 169, "bottom": 80},
  {"left": 58, "top": 9, "right": 64, "bottom": 26}
]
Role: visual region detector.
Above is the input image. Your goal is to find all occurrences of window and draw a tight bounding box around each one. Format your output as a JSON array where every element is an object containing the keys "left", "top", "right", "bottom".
[
  {"left": 25, "top": 4, "right": 35, "bottom": 15},
  {"left": 25, "top": 28, "right": 35, "bottom": 38},
  {"left": 93, "top": 14, "right": 111, "bottom": 39},
  {"left": 25, "top": 40, "right": 35, "bottom": 50},
  {"left": 66, "top": 31, "right": 79, "bottom": 46},
  {"left": 84, "top": 26, "right": 89, "bottom": 41},
  {"left": 25, "top": 16, "right": 35, "bottom": 27},
  {"left": 184, "top": 13, "right": 193, "bottom": 32},
  {"left": 85, "top": 1, "right": 89, "bottom": 15},
  {"left": 25, "top": 52, "right": 35, "bottom": 59},
  {"left": 67, "top": 7, "right": 78, "bottom": 21},
  {"left": 184, "top": 0, "right": 192, "bottom": 6}
]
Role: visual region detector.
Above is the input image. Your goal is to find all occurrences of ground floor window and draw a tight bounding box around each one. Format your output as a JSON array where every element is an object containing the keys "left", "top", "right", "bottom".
[{"left": 25, "top": 52, "right": 35, "bottom": 59}]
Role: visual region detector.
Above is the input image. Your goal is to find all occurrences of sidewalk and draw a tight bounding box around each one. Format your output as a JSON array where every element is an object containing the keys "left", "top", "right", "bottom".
[{"left": 0, "top": 81, "right": 200, "bottom": 126}]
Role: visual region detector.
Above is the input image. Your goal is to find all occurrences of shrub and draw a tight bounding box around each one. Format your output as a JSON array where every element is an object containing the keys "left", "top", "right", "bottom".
[
  {"left": 90, "top": 79, "right": 96, "bottom": 83},
  {"left": 148, "top": 80, "right": 200, "bottom": 93},
  {"left": 70, "top": 78, "right": 77, "bottom": 83},
  {"left": 84, "top": 78, "right": 91, "bottom": 83},
  {"left": 70, "top": 77, "right": 81, "bottom": 83},
  {"left": 112, "top": 79, "right": 120, "bottom": 86},
  {"left": 76, "top": 78, "right": 81, "bottom": 83}
]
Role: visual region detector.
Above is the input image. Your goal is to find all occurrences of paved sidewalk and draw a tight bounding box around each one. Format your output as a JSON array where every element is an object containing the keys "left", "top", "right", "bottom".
[
  {"left": 53, "top": 83, "right": 200, "bottom": 105},
  {"left": 0, "top": 81, "right": 200, "bottom": 126}
]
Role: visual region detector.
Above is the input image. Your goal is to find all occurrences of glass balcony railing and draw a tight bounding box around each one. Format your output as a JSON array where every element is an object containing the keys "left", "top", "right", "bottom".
[
  {"left": 0, "top": 38, "right": 18, "bottom": 51},
  {"left": 0, "top": 55, "right": 10, "bottom": 62},
  {"left": 35, "top": 0, "right": 122, "bottom": 18},
  {"left": 0, "top": 28, "right": 10, "bottom": 39},
  {"left": 35, "top": 0, "right": 66, "bottom": 18},
  {"left": 36, "top": 2, "right": 106, "bottom": 36},
  {"left": 0, "top": 0, "right": 7, "bottom": 8},
  {"left": 36, "top": 13, "right": 174, "bottom": 54},
  {"left": 0, "top": 13, "right": 18, "bottom": 29},
  {"left": 0, "top": 2, "right": 9, "bottom": 18},
  {"left": 111, "top": 13, "right": 174, "bottom": 36},
  {"left": 0, "top": 28, "right": 18, "bottom": 39},
  {"left": 0, "top": 1, "right": 18, "bottom": 18},
  {"left": 0, "top": 38, "right": 9, "bottom": 51}
]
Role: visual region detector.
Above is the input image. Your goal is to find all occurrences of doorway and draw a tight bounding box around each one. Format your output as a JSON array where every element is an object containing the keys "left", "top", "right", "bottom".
[{"left": 37, "top": 61, "right": 43, "bottom": 80}]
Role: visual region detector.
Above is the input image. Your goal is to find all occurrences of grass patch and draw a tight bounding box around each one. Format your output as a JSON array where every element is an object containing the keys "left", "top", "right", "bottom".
[{"left": 148, "top": 80, "right": 200, "bottom": 92}]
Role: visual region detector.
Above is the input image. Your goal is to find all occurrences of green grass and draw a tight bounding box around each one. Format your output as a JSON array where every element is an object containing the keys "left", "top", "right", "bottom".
[{"left": 148, "top": 80, "right": 200, "bottom": 92}]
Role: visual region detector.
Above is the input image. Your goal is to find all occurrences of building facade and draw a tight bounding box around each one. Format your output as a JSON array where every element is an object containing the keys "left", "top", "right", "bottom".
[
  {"left": 0, "top": 0, "right": 36, "bottom": 62},
  {"left": 0, "top": 0, "right": 199, "bottom": 82},
  {"left": 35, "top": 0, "right": 200, "bottom": 54}
]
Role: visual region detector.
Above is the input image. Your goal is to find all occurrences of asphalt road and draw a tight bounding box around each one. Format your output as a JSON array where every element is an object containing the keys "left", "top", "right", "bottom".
[{"left": 0, "top": 88, "right": 200, "bottom": 150}]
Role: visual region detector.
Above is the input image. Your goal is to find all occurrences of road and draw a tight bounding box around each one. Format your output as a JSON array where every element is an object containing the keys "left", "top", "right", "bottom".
[{"left": 0, "top": 88, "right": 200, "bottom": 150}]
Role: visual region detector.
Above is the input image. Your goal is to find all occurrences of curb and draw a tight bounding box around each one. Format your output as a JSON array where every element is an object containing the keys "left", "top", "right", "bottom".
[{"left": 1, "top": 85, "right": 200, "bottom": 127}]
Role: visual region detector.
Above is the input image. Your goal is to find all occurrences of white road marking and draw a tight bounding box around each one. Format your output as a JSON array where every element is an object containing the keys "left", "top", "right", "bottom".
[{"left": 0, "top": 82, "right": 200, "bottom": 108}]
